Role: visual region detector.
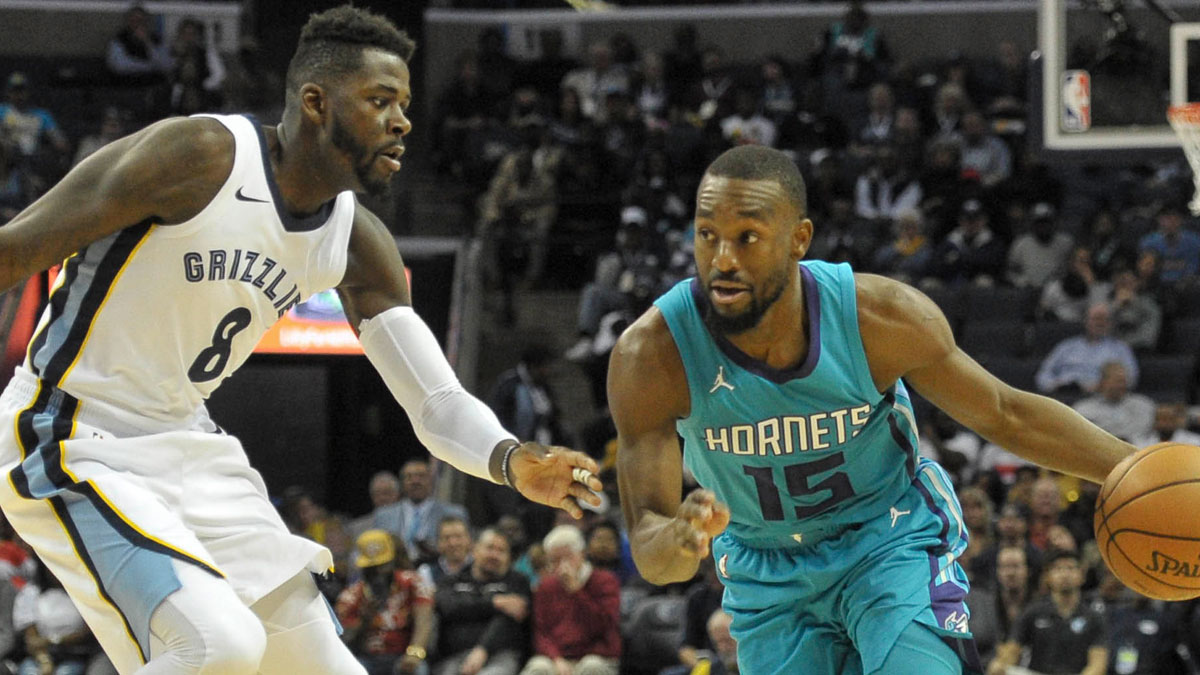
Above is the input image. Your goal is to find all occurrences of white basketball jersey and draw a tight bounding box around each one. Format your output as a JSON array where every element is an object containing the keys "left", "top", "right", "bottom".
[{"left": 23, "top": 114, "right": 356, "bottom": 424}]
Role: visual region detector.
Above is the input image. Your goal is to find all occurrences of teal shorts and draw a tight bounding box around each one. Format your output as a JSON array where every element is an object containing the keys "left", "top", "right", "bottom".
[{"left": 712, "top": 460, "right": 982, "bottom": 674}]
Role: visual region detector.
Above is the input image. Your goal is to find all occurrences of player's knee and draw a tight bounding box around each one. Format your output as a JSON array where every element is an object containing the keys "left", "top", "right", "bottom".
[{"left": 194, "top": 605, "right": 267, "bottom": 675}]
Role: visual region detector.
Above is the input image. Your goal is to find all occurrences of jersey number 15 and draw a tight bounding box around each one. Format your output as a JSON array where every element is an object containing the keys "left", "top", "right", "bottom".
[{"left": 743, "top": 452, "right": 855, "bottom": 521}]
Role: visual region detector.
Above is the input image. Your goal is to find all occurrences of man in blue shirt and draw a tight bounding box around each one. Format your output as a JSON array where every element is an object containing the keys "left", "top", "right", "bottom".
[{"left": 1138, "top": 203, "right": 1200, "bottom": 285}]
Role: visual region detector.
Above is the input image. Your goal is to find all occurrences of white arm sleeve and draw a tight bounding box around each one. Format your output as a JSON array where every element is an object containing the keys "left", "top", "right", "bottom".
[{"left": 358, "top": 306, "right": 515, "bottom": 482}]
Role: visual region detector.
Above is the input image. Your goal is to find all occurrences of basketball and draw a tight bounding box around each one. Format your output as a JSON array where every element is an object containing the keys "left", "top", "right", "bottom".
[{"left": 1094, "top": 443, "right": 1200, "bottom": 601}]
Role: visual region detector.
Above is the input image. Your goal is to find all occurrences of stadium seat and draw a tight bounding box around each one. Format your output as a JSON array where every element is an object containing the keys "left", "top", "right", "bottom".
[
  {"left": 977, "top": 355, "right": 1041, "bottom": 391},
  {"left": 963, "top": 286, "right": 1039, "bottom": 323},
  {"left": 1135, "top": 354, "right": 1197, "bottom": 402},
  {"left": 959, "top": 320, "right": 1029, "bottom": 358},
  {"left": 1160, "top": 317, "right": 1200, "bottom": 355},
  {"left": 621, "top": 594, "right": 686, "bottom": 675},
  {"left": 921, "top": 286, "right": 965, "bottom": 336},
  {"left": 1030, "top": 321, "right": 1083, "bottom": 356}
]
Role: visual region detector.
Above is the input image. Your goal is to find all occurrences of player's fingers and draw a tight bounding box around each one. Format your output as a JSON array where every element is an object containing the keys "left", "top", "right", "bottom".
[
  {"left": 568, "top": 481, "right": 602, "bottom": 508},
  {"left": 560, "top": 496, "right": 584, "bottom": 520},
  {"left": 570, "top": 466, "right": 603, "bottom": 493}
]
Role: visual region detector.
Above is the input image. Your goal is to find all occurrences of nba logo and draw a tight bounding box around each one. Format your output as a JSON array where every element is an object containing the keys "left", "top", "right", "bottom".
[{"left": 1061, "top": 70, "right": 1091, "bottom": 132}]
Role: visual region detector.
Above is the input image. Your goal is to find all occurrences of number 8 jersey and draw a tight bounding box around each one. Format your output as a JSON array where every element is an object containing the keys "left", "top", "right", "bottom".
[
  {"left": 23, "top": 114, "right": 355, "bottom": 425},
  {"left": 654, "top": 260, "right": 923, "bottom": 547}
]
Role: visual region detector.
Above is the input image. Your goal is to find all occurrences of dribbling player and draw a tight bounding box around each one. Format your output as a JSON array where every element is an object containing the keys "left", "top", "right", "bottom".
[
  {"left": 610, "top": 146, "right": 1134, "bottom": 674},
  {"left": 0, "top": 6, "right": 600, "bottom": 674}
]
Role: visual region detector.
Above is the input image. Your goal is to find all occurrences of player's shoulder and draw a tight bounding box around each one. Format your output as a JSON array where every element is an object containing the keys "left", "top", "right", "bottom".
[
  {"left": 110, "top": 116, "right": 235, "bottom": 191},
  {"left": 612, "top": 305, "right": 677, "bottom": 369},
  {"left": 854, "top": 272, "right": 950, "bottom": 333},
  {"left": 609, "top": 305, "right": 688, "bottom": 414}
]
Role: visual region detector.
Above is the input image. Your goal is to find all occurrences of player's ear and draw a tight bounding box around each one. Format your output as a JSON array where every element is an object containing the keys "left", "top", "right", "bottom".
[
  {"left": 299, "top": 83, "right": 328, "bottom": 125},
  {"left": 793, "top": 218, "right": 813, "bottom": 259}
]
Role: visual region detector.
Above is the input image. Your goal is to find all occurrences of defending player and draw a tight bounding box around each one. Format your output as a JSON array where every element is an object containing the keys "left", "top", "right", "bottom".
[
  {"left": 609, "top": 145, "right": 1134, "bottom": 674},
  {"left": 0, "top": 6, "right": 599, "bottom": 674}
]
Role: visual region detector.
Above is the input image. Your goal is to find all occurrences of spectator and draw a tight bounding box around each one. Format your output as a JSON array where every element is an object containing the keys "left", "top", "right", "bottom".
[
  {"left": 517, "top": 30, "right": 578, "bottom": 103},
  {"left": 168, "top": 17, "right": 225, "bottom": 115},
  {"left": 1071, "top": 362, "right": 1155, "bottom": 442},
  {"left": 718, "top": 88, "right": 776, "bottom": 148},
  {"left": 988, "top": 550, "right": 1107, "bottom": 675},
  {"left": 854, "top": 82, "right": 895, "bottom": 148},
  {"left": 958, "top": 110, "right": 1011, "bottom": 188},
  {"left": 371, "top": 459, "right": 468, "bottom": 567},
  {"left": 1087, "top": 566, "right": 1186, "bottom": 674},
  {"left": 662, "top": 557, "right": 725, "bottom": 675},
  {"left": 476, "top": 27, "right": 518, "bottom": 118},
  {"left": 418, "top": 517, "right": 474, "bottom": 590},
  {"left": 1138, "top": 203, "right": 1200, "bottom": 286},
  {"left": 814, "top": 0, "right": 890, "bottom": 93},
  {"left": 491, "top": 345, "right": 565, "bottom": 450},
  {"left": 1083, "top": 208, "right": 1135, "bottom": 281},
  {"left": 0, "top": 129, "right": 36, "bottom": 224},
  {"left": 72, "top": 107, "right": 128, "bottom": 168},
  {"left": 956, "top": 486, "right": 994, "bottom": 583},
  {"left": 1007, "top": 202, "right": 1073, "bottom": 288},
  {"left": 1106, "top": 268, "right": 1162, "bottom": 351},
  {"left": 104, "top": 3, "right": 173, "bottom": 84},
  {"left": 973, "top": 502, "right": 1042, "bottom": 588},
  {"left": 0, "top": 72, "right": 69, "bottom": 165},
  {"left": 1027, "top": 477, "right": 1065, "bottom": 553},
  {"left": 1133, "top": 402, "right": 1200, "bottom": 447},
  {"left": 872, "top": 207, "right": 932, "bottom": 284},
  {"left": 584, "top": 521, "right": 637, "bottom": 586},
  {"left": 496, "top": 515, "right": 539, "bottom": 586},
  {"left": 690, "top": 47, "right": 735, "bottom": 123},
  {"left": 1035, "top": 302, "right": 1139, "bottom": 395},
  {"left": 927, "top": 82, "right": 970, "bottom": 140},
  {"left": 663, "top": 24, "right": 702, "bottom": 106},
  {"left": 221, "top": 37, "right": 285, "bottom": 123},
  {"left": 853, "top": 144, "right": 921, "bottom": 223},
  {"left": 279, "top": 486, "right": 353, "bottom": 594},
  {"left": 1038, "top": 246, "right": 1111, "bottom": 323},
  {"left": 632, "top": 52, "right": 669, "bottom": 126},
  {"left": 348, "top": 470, "right": 402, "bottom": 537},
  {"left": 336, "top": 530, "right": 434, "bottom": 675},
  {"left": 759, "top": 56, "right": 797, "bottom": 128},
  {"left": 477, "top": 132, "right": 561, "bottom": 308},
  {"left": 918, "top": 140, "right": 966, "bottom": 237},
  {"left": 694, "top": 610, "right": 738, "bottom": 675},
  {"left": 967, "top": 544, "right": 1032, "bottom": 669},
  {"left": 14, "top": 564, "right": 102, "bottom": 675},
  {"left": 433, "top": 529, "right": 530, "bottom": 675},
  {"left": 561, "top": 42, "right": 629, "bottom": 123},
  {"left": 436, "top": 51, "right": 490, "bottom": 177},
  {"left": 928, "top": 199, "right": 1007, "bottom": 287},
  {"left": 521, "top": 526, "right": 620, "bottom": 675}
]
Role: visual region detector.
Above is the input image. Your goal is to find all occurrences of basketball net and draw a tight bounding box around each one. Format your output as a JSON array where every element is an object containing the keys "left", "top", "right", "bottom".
[{"left": 1168, "top": 103, "right": 1200, "bottom": 216}]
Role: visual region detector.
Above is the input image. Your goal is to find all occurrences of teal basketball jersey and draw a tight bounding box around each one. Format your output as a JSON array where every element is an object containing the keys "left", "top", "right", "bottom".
[{"left": 655, "top": 260, "right": 921, "bottom": 547}]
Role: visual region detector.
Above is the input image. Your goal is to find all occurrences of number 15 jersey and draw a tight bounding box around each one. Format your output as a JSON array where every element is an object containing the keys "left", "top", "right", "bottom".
[
  {"left": 23, "top": 114, "right": 355, "bottom": 425},
  {"left": 654, "top": 260, "right": 922, "bottom": 547}
]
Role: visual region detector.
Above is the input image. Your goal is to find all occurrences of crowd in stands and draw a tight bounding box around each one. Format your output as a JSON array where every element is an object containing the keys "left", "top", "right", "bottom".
[{"left": 6, "top": 0, "right": 1200, "bottom": 673}]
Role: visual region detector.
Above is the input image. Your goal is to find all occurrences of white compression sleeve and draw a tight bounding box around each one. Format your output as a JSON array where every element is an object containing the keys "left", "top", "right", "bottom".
[{"left": 358, "top": 305, "right": 515, "bottom": 482}]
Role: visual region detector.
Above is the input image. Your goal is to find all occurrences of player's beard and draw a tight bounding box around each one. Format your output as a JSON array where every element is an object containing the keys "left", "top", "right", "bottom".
[
  {"left": 330, "top": 113, "right": 394, "bottom": 199},
  {"left": 701, "top": 265, "right": 789, "bottom": 336}
]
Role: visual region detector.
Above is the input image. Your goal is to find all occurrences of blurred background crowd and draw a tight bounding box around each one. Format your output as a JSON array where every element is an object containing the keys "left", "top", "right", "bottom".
[{"left": 2, "top": 0, "right": 1200, "bottom": 674}]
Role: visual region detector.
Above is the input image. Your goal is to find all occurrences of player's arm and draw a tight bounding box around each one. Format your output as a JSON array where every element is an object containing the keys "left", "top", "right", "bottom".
[
  {"left": 610, "top": 308, "right": 729, "bottom": 585},
  {"left": 337, "top": 204, "right": 600, "bottom": 514},
  {"left": 0, "top": 116, "right": 232, "bottom": 293},
  {"left": 856, "top": 273, "right": 1135, "bottom": 485}
]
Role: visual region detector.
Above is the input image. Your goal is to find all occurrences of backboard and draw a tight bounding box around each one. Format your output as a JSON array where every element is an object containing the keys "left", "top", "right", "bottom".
[{"left": 1037, "top": 0, "right": 1200, "bottom": 159}]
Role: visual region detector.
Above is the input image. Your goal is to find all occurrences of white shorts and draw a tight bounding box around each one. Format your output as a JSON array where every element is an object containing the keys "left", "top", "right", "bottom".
[{"left": 0, "top": 368, "right": 331, "bottom": 672}]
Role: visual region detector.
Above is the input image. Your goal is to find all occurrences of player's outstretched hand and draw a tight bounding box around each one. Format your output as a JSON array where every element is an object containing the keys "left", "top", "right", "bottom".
[
  {"left": 508, "top": 442, "right": 603, "bottom": 519},
  {"left": 673, "top": 489, "right": 731, "bottom": 558}
]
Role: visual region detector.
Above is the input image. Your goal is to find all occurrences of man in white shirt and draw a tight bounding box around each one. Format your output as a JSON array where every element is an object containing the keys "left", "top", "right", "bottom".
[{"left": 1072, "top": 362, "right": 1155, "bottom": 442}]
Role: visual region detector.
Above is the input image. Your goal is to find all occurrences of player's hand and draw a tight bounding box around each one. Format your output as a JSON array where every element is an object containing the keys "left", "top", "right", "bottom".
[
  {"left": 508, "top": 442, "right": 603, "bottom": 519},
  {"left": 672, "top": 489, "right": 731, "bottom": 559}
]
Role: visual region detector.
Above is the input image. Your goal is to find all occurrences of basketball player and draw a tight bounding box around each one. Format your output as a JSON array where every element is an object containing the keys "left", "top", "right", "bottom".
[
  {"left": 609, "top": 145, "right": 1134, "bottom": 674},
  {"left": 0, "top": 6, "right": 600, "bottom": 675}
]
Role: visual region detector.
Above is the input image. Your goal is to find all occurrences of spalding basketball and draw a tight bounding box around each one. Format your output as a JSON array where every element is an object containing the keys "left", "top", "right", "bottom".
[{"left": 1094, "top": 442, "right": 1200, "bottom": 601}]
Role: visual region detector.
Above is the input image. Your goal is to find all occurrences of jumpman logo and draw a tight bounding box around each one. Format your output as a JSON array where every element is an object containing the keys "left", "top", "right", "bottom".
[
  {"left": 889, "top": 506, "right": 911, "bottom": 528},
  {"left": 709, "top": 366, "right": 735, "bottom": 393}
]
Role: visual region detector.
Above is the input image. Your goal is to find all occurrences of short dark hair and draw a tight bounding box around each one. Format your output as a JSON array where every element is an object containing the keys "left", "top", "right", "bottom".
[
  {"left": 704, "top": 145, "right": 807, "bottom": 216},
  {"left": 286, "top": 5, "right": 416, "bottom": 97},
  {"left": 1044, "top": 547, "right": 1079, "bottom": 567}
]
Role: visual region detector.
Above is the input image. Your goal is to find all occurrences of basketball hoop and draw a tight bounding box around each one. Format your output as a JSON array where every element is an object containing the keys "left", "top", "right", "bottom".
[{"left": 1168, "top": 103, "right": 1200, "bottom": 216}]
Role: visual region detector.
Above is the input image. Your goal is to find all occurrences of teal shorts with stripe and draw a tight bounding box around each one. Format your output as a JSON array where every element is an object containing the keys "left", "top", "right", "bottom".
[{"left": 711, "top": 459, "right": 982, "bottom": 674}]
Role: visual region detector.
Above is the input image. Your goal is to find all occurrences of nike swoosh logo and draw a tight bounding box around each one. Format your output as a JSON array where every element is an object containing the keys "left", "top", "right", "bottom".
[{"left": 235, "top": 187, "right": 270, "bottom": 203}]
